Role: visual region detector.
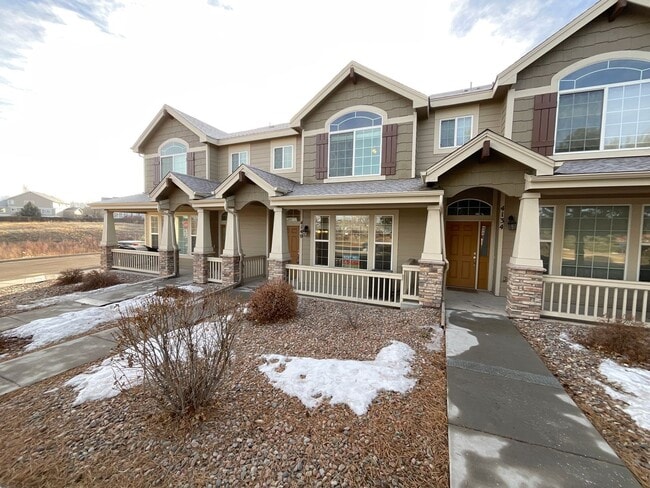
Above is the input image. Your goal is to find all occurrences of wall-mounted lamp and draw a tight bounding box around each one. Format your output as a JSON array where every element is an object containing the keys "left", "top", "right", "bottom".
[
  {"left": 507, "top": 215, "right": 517, "bottom": 231},
  {"left": 300, "top": 224, "right": 310, "bottom": 238}
]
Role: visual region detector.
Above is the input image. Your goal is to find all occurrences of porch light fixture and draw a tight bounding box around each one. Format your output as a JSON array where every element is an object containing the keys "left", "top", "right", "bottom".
[
  {"left": 507, "top": 215, "right": 517, "bottom": 231},
  {"left": 300, "top": 224, "right": 310, "bottom": 238}
]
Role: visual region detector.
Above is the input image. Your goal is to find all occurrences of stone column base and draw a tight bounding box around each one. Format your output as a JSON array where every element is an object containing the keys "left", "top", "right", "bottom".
[
  {"left": 100, "top": 245, "right": 117, "bottom": 271},
  {"left": 222, "top": 255, "right": 241, "bottom": 286},
  {"left": 267, "top": 259, "right": 289, "bottom": 281},
  {"left": 506, "top": 263, "right": 544, "bottom": 320},
  {"left": 159, "top": 250, "right": 179, "bottom": 277},
  {"left": 418, "top": 260, "right": 445, "bottom": 308},
  {"left": 193, "top": 253, "right": 215, "bottom": 284}
]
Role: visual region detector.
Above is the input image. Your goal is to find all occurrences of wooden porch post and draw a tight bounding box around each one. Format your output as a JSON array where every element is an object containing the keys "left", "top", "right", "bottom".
[
  {"left": 268, "top": 206, "right": 290, "bottom": 281},
  {"left": 100, "top": 210, "right": 117, "bottom": 271}
]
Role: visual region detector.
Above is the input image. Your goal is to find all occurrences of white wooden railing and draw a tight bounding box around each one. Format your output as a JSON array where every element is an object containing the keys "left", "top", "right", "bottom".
[
  {"left": 402, "top": 265, "right": 420, "bottom": 302},
  {"left": 286, "top": 265, "right": 403, "bottom": 307},
  {"left": 542, "top": 276, "right": 650, "bottom": 325},
  {"left": 111, "top": 249, "right": 159, "bottom": 274},
  {"left": 243, "top": 255, "right": 267, "bottom": 281},
  {"left": 207, "top": 257, "right": 223, "bottom": 283}
]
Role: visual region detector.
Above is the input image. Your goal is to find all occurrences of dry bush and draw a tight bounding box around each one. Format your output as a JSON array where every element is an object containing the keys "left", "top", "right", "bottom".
[
  {"left": 247, "top": 279, "right": 298, "bottom": 324},
  {"left": 55, "top": 268, "right": 84, "bottom": 286},
  {"left": 77, "top": 270, "right": 122, "bottom": 291},
  {"left": 579, "top": 322, "right": 650, "bottom": 365},
  {"left": 156, "top": 286, "right": 193, "bottom": 299},
  {"left": 114, "top": 290, "right": 243, "bottom": 416}
]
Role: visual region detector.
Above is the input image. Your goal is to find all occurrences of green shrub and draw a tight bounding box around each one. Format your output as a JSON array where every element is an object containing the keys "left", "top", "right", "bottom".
[
  {"left": 55, "top": 268, "right": 84, "bottom": 286},
  {"left": 247, "top": 279, "right": 298, "bottom": 324},
  {"left": 579, "top": 322, "right": 650, "bottom": 365},
  {"left": 77, "top": 270, "right": 121, "bottom": 291}
]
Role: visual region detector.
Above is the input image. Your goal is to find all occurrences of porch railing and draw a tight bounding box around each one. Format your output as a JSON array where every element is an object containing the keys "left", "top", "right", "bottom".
[
  {"left": 207, "top": 257, "right": 223, "bottom": 283},
  {"left": 542, "top": 275, "right": 650, "bottom": 325},
  {"left": 243, "top": 255, "right": 267, "bottom": 282},
  {"left": 286, "top": 265, "right": 402, "bottom": 307},
  {"left": 111, "top": 249, "right": 159, "bottom": 274},
  {"left": 402, "top": 265, "right": 420, "bottom": 302}
]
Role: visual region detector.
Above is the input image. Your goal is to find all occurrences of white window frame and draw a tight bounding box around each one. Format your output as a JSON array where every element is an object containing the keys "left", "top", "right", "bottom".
[
  {"left": 272, "top": 145, "right": 294, "bottom": 171},
  {"left": 150, "top": 215, "right": 159, "bottom": 249},
  {"left": 327, "top": 112, "right": 383, "bottom": 179},
  {"left": 313, "top": 215, "right": 330, "bottom": 267},
  {"left": 539, "top": 205, "right": 555, "bottom": 275},
  {"left": 439, "top": 116, "right": 473, "bottom": 148},
  {"left": 230, "top": 151, "right": 248, "bottom": 173},
  {"left": 639, "top": 204, "right": 650, "bottom": 282},
  {"left": 159, "top": 140, "right": 188, "bottom": 176}
]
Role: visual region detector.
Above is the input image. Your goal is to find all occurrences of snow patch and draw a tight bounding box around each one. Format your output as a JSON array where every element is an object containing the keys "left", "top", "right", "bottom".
[
  {"left": 445, "top": 327, "right": 478, "bottom": 357},
  {"left": 559, "top": 332, "right": 585, "bottom": 351},
  {"left": 15, "top": 282, "right": 131, "bottom": 311},
  {"left": 595, "top": 359, "right": 650, "bottom": 431},
  {"left": 258, "top": 341, "right": 416, "bottom": 415},
  {"left": 425, "top": 326, "right": 444, "bottom": 352}
]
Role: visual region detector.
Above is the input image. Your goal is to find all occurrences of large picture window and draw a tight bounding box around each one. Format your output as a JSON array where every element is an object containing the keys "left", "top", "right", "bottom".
[
  {"left": 555, "top": 59, "right": 650, "bottom": 153},
  {"left": 329, "top": 111, "right": 382, "bottom": 177},
  {"left": 561, "top": 205, "right": 628, "bottom": 280},
  {"left": 539, "top": 206, "right": 554, "bottom": 274},
  {"left": 640, "top": 206, "right": 650, "bottom": 282},
  {"left": 160, "top": 142, "right": 187, "bottom": 176}
]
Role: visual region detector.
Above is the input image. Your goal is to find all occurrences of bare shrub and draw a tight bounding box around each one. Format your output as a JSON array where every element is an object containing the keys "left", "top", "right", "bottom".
[
  {"left": 247, "top": 279, "right": 298, "bottom": 324},
  {"left": 55, "top": 268, "right": 84, "bottom": 286},
  {"left": 114, "top": 290, "right": 242, "bottom": 416},
  {"left": 579, "top": 322, "right": 650, "bottom": 365},
  {"left": 156, "top": 286, "right": 192, "bottom": 299},
  {"left": 77, "top": 270, "right": 121, "bottom": 291}
]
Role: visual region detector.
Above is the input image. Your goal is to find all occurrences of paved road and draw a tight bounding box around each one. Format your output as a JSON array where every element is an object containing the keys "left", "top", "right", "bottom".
[{"left": 0, "top": 254, "right": 100, "bottom": 286}]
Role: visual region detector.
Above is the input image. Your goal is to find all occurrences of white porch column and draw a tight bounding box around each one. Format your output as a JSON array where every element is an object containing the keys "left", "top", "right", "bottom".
[
  {"left": 420, "top": 204, "right": 444, "bottom": 262},
  {"left": 100, "top": 210, "right": 117, "bottom": 271},
  {"left": 509, "top": 192, "right": 543, "bottom": 268},
  {"left": 269, "top": 207, "right": 290, "bottom": 261},
  {"left": 419, "top": 199, "right": 446, "bottom": 308},
  {"left": 221, "top": 209, "right": 240, "bottom": 258},
  {"left": 507, "top": 192, "right": 544, "bottom": 320},
  {"left": 221, "top": 198, "right": 241, "bottom": 285},
  {"left": 193, "top": 208, "right": 215, "bottom": 284},
  {"left": 158, "top": 202, "right": 178, "bottom": 277}
]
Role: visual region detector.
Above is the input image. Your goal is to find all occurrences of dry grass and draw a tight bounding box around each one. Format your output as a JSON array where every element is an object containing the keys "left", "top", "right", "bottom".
[
  {"left": 0, "top": 221, "right": 143, "bottom": 259},
  {"left": 578, "top": 322, "right": 650, "bottom": 365},
  {"left": 55, "top": 268, "right": 85, "bottom": 286}
]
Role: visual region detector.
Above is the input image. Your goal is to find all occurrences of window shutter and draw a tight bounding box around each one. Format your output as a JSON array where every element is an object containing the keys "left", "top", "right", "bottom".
[
  {"left": 153, "top": 156, "right": 161, "bottom": 185},
  {"left": 531, "top": 93, "right": 557, "bottom": 156},
  {"left": 186, "top": 151, "right": 195, "bottom": 176},
  {"left": 315, "top": 134, "right": 328, "bottom": 180},
  {"left": 381, "top": 124, "right": 398, "bottom": 176}
]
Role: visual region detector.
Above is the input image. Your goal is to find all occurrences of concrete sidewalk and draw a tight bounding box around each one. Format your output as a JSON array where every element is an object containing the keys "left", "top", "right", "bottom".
[
  {"left": 445, "top": 290, "right": 640, "bottom": 487},
  {"left": 0, "top": 275, "right": 194, "bottom": 396}
]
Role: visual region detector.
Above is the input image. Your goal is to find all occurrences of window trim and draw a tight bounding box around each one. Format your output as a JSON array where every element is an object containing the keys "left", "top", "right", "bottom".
[
  {"left": 539, "top": 205, "right": 555, "bottom": 275},
  {"left": 159, "top": 139, "right": 188, "bottom": 177},
  {"left": 149, "top": 214, "right": 159, "bottom": 249},
  {"left": 327, "top": 110, "right": 383, "bottom": 179},
  {"left": 271, "top": 145, "right": 294, "bottom": 172},
  {"left": 639, "top": 204, "right": 650, "bottom": 282},
  {"left": 439, "top": 115, "right": 473, "bottom": 149},
  {"left": 230, "top": 150, "right": 249, "bottom": 173}
]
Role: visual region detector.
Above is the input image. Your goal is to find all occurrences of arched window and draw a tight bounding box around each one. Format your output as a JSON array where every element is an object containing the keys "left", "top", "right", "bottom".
[
  {"left": 329, "top": 111, "right": 382, "bottom": 177},
  {"left": 447, "top": 199, "right": 492, "bottom": 216},
  {"left": 160, "top": 142, "right": 187, "bottom": 176},
  {"left": 555, "top": 59, "right": 650, "bottom": 153}
]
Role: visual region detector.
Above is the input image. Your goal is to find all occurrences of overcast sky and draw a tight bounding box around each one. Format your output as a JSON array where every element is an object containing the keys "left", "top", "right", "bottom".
[{"left": 0, "top": 0, "right": 594, "bottom": 203}]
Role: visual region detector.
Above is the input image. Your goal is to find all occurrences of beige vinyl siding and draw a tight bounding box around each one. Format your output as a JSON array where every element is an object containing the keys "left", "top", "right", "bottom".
[
  {"left": 415, "top": 116, "right": 436, "bottom": 175},
  {"left": 216, "top": 146, "right": 229, "bottom": 178},
  {"left": 437, "top": 157, "right": 526, "bottom": 199},
  {"left": 301, "top": 209, "right": 312, "bottom": 265},
  {"left": 514, "top": 6, "right": 650, "bottom": 91},
  {"left": 144, "top": 156, "right": 157, "bottom": 193},
  {"left": 396, "top": 208, "right": 426, "bottom": 269},
  {"left": 478, "top": 100, "right": 504, "bottom": 133},
  {"left": 499, "top": 195, "right": 520, "bottom": 296},
  {"left": 302, "top": 136, "right": 318, "bottom": 184},
  {"left": 141, "top": 116, "right": 200, "bottom": 154},
  {"left": 208, "top": 145, "right": 219, "bottom": 181},
  {"left": 511, "top": 97, "right": 535, "bottom": 149},
  {"left": 239, "top": 203, "right": 268, "bottom": 256},
  {"left": 302, "top": 77, "right": 413, "bottom": 132},
  {"left": 193, "top": 149, "right": 207, "bottom": 179},
  {"left": 232, "top": 184, "right": 271, "bottom": 210},
  {"left": 395, "top": 122, "right": 414, "bottom": 179},
  {"left": 250, "top": 140, "right": 271, "bottom": 172}
]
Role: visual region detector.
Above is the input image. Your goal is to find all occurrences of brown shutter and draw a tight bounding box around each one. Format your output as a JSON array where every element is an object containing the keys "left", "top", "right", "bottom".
[
  {"left": 531, "top": 93, "right": 558, "bottom": 156},
  {"left": 315, "top": 133, "right": 328, "bottom": 180},
  {"left": 381, "top": 124, "right": 398, "bottom": 176},
  {"left": 152, "top": 156, "right": 161, "bottom": 185},
  {"left": 186, "top": 151, "right": 195, "bottom": 176}
]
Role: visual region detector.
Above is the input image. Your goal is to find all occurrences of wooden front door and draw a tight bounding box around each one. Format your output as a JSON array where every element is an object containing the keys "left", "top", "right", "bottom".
[
  {"left": 288, "top": 226, "right": 300, "bottom": 264},
  {"left": 446, "top": 222, "right": 478, "bottom": 289}
]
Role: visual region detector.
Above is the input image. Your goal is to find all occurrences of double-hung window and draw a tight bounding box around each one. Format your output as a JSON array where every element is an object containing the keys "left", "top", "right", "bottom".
[
  {"left": 329, "top": 111, "right": 382, "bottom": 177},
  {"left": 641, "top": 206, "right": 650, "bottom": 282},
  {"left": 231, "top": 151, "right": 248, "bottom": 173},
  {"left": 314, "top": 216, "right": 330, "bottom": 266},
  {"left": 273, "top": 145, "right": 293, "bottom": 170},
  {"left": 440, "top": 116, "right": 472, "bottom": 148},
  {"left": 539, "top": 206, "right": 554, "bottom": 274},
  {"left": 160, "top": 142, "right": 187, "bottom": 176},
  {"left": 555, "top": 59, "right": 650, "bottom": 153},
  {"left": 150, "top": 215, "right": 159, "bottom": 249}
]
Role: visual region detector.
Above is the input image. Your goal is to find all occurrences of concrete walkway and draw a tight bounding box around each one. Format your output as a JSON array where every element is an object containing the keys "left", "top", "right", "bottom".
[
  {"left": 445, "top": 290, "right": 640, "bottom": 487},
  {"left": 0, "top": 275, "right": 194, "bottom": 396}
]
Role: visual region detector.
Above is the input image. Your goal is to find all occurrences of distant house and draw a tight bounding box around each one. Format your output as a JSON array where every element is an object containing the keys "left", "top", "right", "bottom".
[{"left": 0, "top": 191, "right": 68, "bottom": 217}]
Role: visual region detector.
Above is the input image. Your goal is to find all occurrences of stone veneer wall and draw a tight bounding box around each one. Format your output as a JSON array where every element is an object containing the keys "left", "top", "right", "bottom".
[
  {"left": 159, "top": 250, "right": 178, "bottom": 277},
  {"left": 222, "top": 256, "right": 241, "bottom": 286},
  {"left": 193, "top": 253, "right": 215, "bottom": 284},
  {"left": 418, "top": 261, "right": 445, "bottom": 308},
  {"left": 505, "top": 264, "right": 544, "bottom": 320},
  {"left": 100, "top": 245, "right": 117, "bottom": 271},
  {"left": 267, "top": 259, "right": 288, "bottom": 281}
]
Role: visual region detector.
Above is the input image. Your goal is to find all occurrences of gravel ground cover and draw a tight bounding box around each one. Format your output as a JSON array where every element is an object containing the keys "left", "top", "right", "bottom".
[
  {"left": 516, "top": 319, "right": 650, "bottom": 487},
  {"left": 0, "top": 298, "right": 448, "bottom": 487}
]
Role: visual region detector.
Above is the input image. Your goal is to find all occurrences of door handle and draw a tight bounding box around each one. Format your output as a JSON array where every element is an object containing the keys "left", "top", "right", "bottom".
[{"left": 473, "top": 252, "right": 477, "bottom": 264}]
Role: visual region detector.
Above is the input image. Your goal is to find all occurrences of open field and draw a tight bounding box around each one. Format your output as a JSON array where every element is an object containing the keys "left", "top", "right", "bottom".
[{"left": 0, "top": 221, "right": 143, "bottom": 260}]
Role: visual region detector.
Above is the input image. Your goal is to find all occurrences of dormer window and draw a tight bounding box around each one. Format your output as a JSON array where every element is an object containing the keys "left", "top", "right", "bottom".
[
  {"left": 329, "top": 111, "right": 382, "bottom": 177},
  {"left": 555, "top": 59, "right": 650, "bottom": 153},
  {"left": 160, "top": 142, "right": 187, "bottom": 176}
]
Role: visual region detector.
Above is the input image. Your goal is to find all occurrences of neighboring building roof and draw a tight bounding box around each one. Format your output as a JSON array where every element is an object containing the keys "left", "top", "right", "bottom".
[
  {"left": 2, "top": 191, "right": 66, "bottom": 205},
  {"left": 555, "top": 156, "right": 650, "bottom": 174}
]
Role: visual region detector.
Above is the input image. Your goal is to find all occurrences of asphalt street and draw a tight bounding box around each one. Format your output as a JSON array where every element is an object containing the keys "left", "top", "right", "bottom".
[{"left": 0, "top": 254, "right": 99, "bottom": 286}]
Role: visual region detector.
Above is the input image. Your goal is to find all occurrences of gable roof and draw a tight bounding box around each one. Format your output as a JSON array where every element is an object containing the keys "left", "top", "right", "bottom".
[
  {"left": 131, "top": 105, "right": 228, "bottom": 153},
  {"left": 150, "top": 172, "right": 221, "bottom": 201},
  {"left": 213, "top": 165, "right": 297, "bottom": 199},
  {"left": 422, "top": 130, "right": 555, "bottom": 183},
  {"left": 290, "top": 61, "right": 429, "bottom": 128},
  {"left": 3, "top": 191, "right": 66, "bottom": 205}
]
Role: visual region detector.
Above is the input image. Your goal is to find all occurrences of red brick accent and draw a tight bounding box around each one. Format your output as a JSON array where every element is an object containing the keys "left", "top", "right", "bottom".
[
  {"left": 506, "top": 264, "right": 544, "bottom": 320},
  {"left": 100, "top": 245, "right": 117, "bottom": 271},
  {"left": 418, "top": 261, "right": 445, "bottom": 308}
]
